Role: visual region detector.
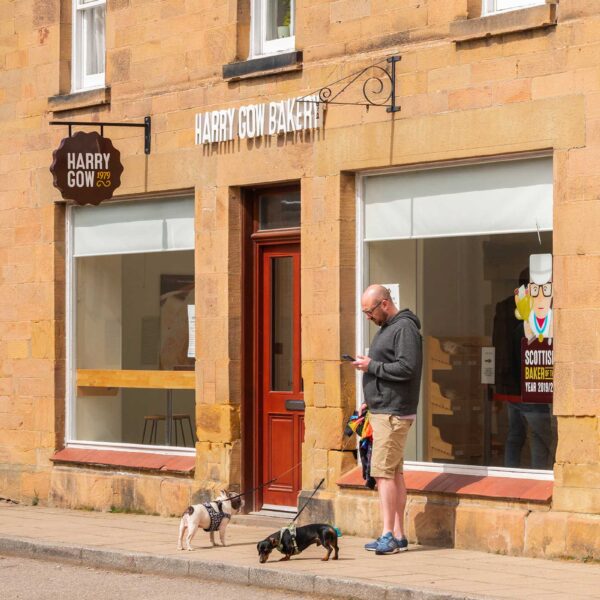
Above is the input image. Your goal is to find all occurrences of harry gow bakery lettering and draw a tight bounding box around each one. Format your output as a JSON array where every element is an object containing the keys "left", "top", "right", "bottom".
[
  {"left": 195, "top": 95, "right": 321, "bottom": 145},
  {"left": 50, "top": 131, "right": 124, "bottom": 205}
]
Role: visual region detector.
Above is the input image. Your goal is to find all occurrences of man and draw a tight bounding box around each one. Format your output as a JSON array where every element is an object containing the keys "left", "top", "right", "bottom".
[{"left": 352, "top": 285, "right": 422, "bottom": 555}]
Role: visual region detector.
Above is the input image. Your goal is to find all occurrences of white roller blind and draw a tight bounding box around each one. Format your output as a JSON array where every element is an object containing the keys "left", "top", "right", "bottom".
[
  {"left": 73, "top": 197, "right": 195, "bottom": 257},
  {"left": 364, "top": 158, "right": 553, "bottom": 241}
]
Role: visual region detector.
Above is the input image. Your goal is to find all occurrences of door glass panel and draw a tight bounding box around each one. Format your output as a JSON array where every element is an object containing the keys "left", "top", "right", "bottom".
[
  {"left": 258, "top": 190, "right": 300, "bottom": 230},
  {"left": 271, "top": 256, "right": 293, "bottom": 391}
]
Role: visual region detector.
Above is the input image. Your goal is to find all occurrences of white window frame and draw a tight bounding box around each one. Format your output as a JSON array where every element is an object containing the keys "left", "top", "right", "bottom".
[
  {"left": 72, "top": 0, "right": 106, "bottom": 92},
  {"left": 482, "top": 0, "right": 546, "bottom": 16},
  {"left": 355, "top": 153, "right": 555, "bottom": 482},
  {"left": 64, "top": 200, "right": 195, "bottom": 457},
  {"left": 250, "top": 0, "right": 295, "bottom": 58}
]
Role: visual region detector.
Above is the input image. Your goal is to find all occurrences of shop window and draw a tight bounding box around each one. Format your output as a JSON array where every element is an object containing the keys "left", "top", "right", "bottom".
[
  {"left": 251, "top": 0, "right": 295, "bottom": 57},
  {"left": 482, "top": 0, "right": 545, "bottom": 15},
  {"left": 72, "top": 0, "right": 106, "bottom": 91},
  {"left": 68, "top": 198, "right": 196, "bottom": 450},
  {"left": 360, "top": 157, "right": 556, "bottom": 472}
]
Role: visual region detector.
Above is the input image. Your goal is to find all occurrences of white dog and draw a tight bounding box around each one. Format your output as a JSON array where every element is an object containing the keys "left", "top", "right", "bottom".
[{"left": 177, "top": 490, "right": 243, "bottom": 551}]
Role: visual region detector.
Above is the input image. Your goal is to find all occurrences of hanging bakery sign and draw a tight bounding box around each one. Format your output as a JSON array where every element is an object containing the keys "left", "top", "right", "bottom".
[
  {"left": 50, "top": 131, "right": 124, "bottom": 205},
  {"left": 194, "top": 95, "right": 321, "bottom": 145}
]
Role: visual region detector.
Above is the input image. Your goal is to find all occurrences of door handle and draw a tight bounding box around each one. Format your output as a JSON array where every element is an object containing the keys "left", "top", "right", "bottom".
[{"left": 285, "top": 399, "right": 305, "bottom": 411}]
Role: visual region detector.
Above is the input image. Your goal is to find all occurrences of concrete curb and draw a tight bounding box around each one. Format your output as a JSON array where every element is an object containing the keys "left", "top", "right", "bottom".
[{"left": 0, "top": 535, "right": 490, "bottom": 600}]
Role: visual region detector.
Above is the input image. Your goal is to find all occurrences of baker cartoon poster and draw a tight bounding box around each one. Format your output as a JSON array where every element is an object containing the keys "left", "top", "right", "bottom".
[{"left": 514, "top": 253, "right": 553, "bottom": 403}]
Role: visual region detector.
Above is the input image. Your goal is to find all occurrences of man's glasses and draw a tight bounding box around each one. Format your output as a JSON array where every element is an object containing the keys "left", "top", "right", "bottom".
[
  {"left": 530, "top": 283, "right": 552, "bottom": 298},
  {"left": 362, "top": 299, "right": 383, "bottom": 317}
]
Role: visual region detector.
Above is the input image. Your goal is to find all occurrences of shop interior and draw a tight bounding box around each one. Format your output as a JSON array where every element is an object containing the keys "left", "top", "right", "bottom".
[
  {"left": 75, "top": 249, "right": 196, "bottom": 447},
  {"left": 367, "top": 231, "right": 556, "bottom": 469}
]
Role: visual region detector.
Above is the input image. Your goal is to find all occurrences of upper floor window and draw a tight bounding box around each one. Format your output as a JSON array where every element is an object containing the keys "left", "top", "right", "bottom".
[
  {"left": 482, "top": 0, "right": 545, "bottom": 15},
  {"left": 251, "top": 0, "right": 295, "bottom": 57},
  {"left": 72, "top": 0, "right": 106, "bottom": 91}
]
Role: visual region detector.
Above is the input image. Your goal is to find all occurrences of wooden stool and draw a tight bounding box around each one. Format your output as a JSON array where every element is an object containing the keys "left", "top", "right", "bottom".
[
  {"left": 141, "top": 415, "right": 165, "bottom": 444},
  {"left": 173, "top": 414, "right": 196, "bottom": 447}
]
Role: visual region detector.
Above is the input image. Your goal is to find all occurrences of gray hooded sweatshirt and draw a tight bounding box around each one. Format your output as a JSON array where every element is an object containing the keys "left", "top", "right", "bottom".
[{"left": 362, "top": 309, "right": 423, "bottom": 416}]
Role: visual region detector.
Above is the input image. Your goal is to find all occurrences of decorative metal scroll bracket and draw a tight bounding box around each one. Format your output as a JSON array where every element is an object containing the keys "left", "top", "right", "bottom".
[
  {"left": 298, "top": 55, "right": 401, "bottom": 113},
  {"left": 386, "top": 56, "right": 401, "bottom": 113},
  {"left": 49, "top": 116, "right": 152, "bottom": 154}
]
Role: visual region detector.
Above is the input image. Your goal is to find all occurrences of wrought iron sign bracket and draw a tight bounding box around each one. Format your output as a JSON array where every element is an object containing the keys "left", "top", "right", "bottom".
[
  {"left": 49, "top": 116, "right": 152, "bottom": 154},
  {"left": 386, "top": 56, "right": 401, "bottom": 113},
  {"left": 298, "top": 55, "right": 401, "bottom": 114}
]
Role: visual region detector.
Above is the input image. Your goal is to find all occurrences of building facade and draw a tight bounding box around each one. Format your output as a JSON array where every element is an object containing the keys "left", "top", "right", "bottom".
[{"left": 1, "top": 0, "right": 600, "bottom": 559}]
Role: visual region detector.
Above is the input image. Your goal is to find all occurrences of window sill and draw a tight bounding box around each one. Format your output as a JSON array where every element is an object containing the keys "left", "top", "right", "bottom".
[
  {"left": 337, "top": 466, "right": 552, "bottom": 502},
  {"left": 451, "top": 3, "right": 557, "bottom": 43},
  {"left": 222, "top": 51, "right": 302, "bottom": 82},
  {"left": 51, "top": 448, "right": 195, "bottom": 476},
  {"left": 48, "top": 87, "right": 111, "bottom": 114}
]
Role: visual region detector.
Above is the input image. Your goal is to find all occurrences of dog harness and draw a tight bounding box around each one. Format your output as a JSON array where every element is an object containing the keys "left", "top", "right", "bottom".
[
  {"left": 202, "top": 501, "right": 231, "bottom": 532},
  {"left": 277, "top": 524, "right": 300, "bottom": 556}
]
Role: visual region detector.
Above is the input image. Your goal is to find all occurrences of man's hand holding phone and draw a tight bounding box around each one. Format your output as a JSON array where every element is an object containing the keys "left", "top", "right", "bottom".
[
  {"left": 353, "top": 355, "right": 371, "bottom": 372},
  {"left": 342, "top": 354, "right": 371, "bottom": 372}
]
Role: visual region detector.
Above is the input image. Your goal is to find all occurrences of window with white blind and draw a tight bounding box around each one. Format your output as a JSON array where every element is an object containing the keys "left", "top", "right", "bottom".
[
  {"left": 251, "top": 0, "right": 295, "bottom": 57},
  {"left": 363, "top": 157, "right": 553, "bottom": 242},
  {"left": 482, "top": 0, "right": 546, "bottom": 15},
  {"left": 358, "top": 157, "right": 556, "bottom": 475},
  {"left": 67, "top": 198, "right": 197, "bottom": 451},
  {"left": 72, "top": 0, "right": 106, "bottom": 91}
]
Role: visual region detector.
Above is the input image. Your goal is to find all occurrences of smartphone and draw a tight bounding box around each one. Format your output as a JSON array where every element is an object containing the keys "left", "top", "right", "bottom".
[{"left": 341, "top": 354, "right": 356, "bottom": 362}]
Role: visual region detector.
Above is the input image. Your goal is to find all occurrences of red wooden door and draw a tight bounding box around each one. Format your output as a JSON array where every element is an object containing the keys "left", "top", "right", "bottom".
[{"left": 258, "top": 242, "right": 303, "bottom": 508}]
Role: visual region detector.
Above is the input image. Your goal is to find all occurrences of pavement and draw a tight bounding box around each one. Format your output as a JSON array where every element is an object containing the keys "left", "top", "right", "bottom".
[{"left": 1, "top": 503, "right": 600, "bottom": 600}]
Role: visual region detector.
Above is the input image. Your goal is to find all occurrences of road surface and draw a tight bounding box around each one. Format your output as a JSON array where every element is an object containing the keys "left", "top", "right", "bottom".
[{"left": 0, "top": 554, "right": 334, "bottom": 600}]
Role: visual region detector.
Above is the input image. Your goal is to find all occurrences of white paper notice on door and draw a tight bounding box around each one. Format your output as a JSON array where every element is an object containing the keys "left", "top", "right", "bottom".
[
  {"left": 187, "top": 304, "right": 195, "bottom": 358},
  {"left": 380, "top": 283, "right": 400, "bottom": 309},
  {"left": 481, "top": 346, "right": 495, "bottom": 385}
]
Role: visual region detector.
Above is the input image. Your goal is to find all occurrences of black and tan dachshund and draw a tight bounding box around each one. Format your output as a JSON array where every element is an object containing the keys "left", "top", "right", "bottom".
[{"left": 257, "top": 523, "right": 339, "bottom": 563}]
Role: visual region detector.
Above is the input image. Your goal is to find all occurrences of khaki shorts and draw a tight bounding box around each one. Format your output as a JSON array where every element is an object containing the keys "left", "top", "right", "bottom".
[{"left": 370, "top": 413, "right": 413, "bottom": 478}]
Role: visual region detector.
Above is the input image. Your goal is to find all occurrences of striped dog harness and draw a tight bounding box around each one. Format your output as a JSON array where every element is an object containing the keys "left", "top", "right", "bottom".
[{"left": 277, "top": 524, "right": 300, "bottom": 555}]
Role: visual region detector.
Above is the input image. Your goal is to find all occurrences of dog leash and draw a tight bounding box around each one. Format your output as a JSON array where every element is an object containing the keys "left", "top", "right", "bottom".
[
  {"left": 226, "top": 430, "right": 356, "bottom": 505},
  {"left": 224, "top": 459, "right": 303, "bottom": 504},
  {"left": 289, "top": 477, "right": 325, "bottom": 524}
]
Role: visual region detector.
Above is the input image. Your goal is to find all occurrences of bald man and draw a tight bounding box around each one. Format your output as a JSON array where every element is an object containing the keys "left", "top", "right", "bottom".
[{"left": 353, "top": 285, "right": 422, "bottom": 556}]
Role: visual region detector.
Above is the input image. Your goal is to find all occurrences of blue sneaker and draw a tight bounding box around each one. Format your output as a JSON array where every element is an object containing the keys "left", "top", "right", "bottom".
[
  {"left": 375, "top": 532, "right": 400, "bottom": 555},
  {"left": 364, "top": 536, "right": 384, "bottom": 552},
  {"left": 396, "top": 536, "right": 408, "bottom": 552}
]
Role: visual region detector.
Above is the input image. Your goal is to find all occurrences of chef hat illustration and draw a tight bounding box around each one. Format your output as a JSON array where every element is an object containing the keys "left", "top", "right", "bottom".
[{"left": 529, "top": 253, "right": 552, "bottom": 285}]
